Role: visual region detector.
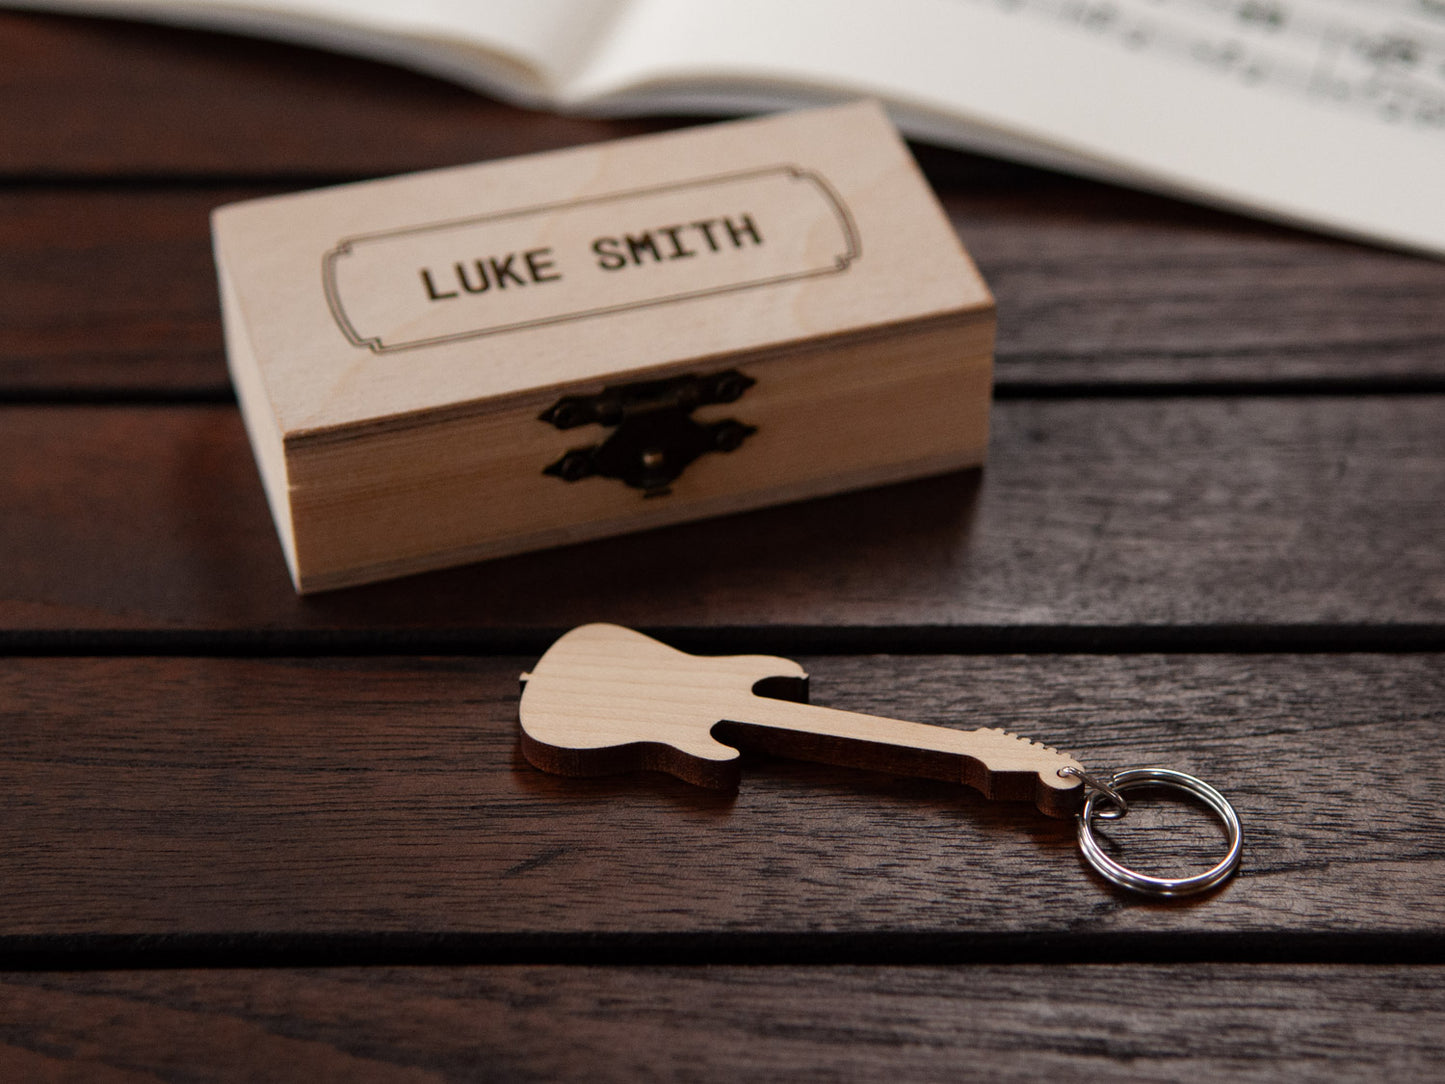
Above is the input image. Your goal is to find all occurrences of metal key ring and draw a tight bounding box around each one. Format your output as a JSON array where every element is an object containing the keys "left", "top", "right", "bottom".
[{"left": 1076, "top": 767, "right": 1242, "bottom": 897}]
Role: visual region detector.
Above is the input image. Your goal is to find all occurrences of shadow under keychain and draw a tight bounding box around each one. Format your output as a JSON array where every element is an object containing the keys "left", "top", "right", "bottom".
[{"left": 518, "top": 624, "right": 1242, "bottom": 897}]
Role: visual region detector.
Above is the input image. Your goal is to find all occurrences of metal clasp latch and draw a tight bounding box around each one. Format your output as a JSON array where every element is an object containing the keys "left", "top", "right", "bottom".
[{"left": 540, "top": 369, "right": 757, "bottom": 497}]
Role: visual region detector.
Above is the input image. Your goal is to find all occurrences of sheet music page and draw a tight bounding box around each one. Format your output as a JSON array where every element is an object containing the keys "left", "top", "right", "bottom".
[{"left": 572, "top": 0, "right": 1445, "bottom": 255}]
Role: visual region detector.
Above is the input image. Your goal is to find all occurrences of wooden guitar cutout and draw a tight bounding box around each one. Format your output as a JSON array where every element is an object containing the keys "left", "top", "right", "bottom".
[{"left": 519, "top": 624, "right": 1085, "bottom": 817}]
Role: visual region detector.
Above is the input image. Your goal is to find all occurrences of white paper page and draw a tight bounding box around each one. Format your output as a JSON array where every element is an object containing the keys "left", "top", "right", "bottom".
[
  {"left": 569, "top": 0, "right": 1445, "bottom": 256},
  {"left": 2, "top": 0, "right": 630, "bottom": 100}
]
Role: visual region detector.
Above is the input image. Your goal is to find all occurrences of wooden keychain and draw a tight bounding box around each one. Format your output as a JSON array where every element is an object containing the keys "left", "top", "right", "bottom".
[{"left": 518, "top": 623, "right": 1242, "bottom": 897}]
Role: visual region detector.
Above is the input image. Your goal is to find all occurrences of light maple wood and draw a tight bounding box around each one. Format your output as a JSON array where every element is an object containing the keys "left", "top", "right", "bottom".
[
  {"left": 520, "top": 624, "right": 1086, "bottom": 815},
  {"left": 211, "top": 101, "right": 994, "bottom": 591},
  {"left": 281, "top": 316, "right": 992, "bottom": 592}
]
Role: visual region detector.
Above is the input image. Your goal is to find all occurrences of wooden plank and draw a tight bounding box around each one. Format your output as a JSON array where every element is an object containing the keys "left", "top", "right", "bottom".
[
  {"left": 0, "top": 654, "right": 1440, "bottom": 942},
  {"left": 0, "top": 13, "right": 665, "bottom": 179},
  {"left": 3, "top": 187, "right": 1443, "bottom": 396},
  {"left": 1, "top": 964, "right": 1441, "bottom": 1081},
  {"left": 949, "top": 189, "right": 1445, "bottom": 387},
  {"left": 0, "top": 397, "right": 1440, "bottom": 634},
  {"left": 0, "top": 190, "right": 231, "bottom": 395}
]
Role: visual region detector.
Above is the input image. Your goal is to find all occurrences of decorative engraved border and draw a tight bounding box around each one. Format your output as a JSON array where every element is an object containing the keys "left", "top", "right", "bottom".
[{"left": 321, "top": 165, "right": 861, "bottom": 355}]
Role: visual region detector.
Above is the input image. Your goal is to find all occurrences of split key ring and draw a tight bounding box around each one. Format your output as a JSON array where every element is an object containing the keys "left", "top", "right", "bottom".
[{"left": 1071, "top": 767, "right": 1243, "bottom": 897}]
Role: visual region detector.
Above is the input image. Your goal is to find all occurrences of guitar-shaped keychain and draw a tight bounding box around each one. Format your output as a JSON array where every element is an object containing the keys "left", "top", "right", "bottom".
[{"left": 519, "top": 624, "right": 1241, "bottom": 896}]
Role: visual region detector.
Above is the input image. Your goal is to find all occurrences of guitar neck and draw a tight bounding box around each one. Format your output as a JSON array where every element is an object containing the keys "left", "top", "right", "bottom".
[{"left": 721, "top": 694, "right": 1084, "bottom": 814}]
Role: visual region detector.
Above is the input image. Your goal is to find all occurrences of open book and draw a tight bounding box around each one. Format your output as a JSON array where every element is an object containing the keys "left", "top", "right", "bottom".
[{"left": 13, "top": 0, "right": 1445, "bottom": 256}]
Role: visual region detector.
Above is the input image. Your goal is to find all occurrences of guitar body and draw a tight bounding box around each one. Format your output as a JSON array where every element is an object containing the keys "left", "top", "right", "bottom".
[{"left": 519, "top": 623, "right": 809, "bottom": 788}]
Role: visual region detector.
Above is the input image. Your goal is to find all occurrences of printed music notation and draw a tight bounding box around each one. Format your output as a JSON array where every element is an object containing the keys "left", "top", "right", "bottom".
[{"left": 956, "top": 0, "right": 1445, "bottom": 128}]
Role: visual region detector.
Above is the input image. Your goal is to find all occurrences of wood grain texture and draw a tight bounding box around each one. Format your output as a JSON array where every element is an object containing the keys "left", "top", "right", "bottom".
[
  {"left": 1, "top": 964, "right": 1442, "bottom": 1082},
  {"left": 0, "top": 190, "right": 230, "bottom": 395},
  {"left": 7, "top": 11, "right": 1442, "bottom": 1074},
  {"left": 517, "top": 624, "right": 1084, "bottom": 814},
  {"left": 0, "top": 397, "right": 1440, "bottom": 634},
  {"left": 948, "top": 189, "right": 1445, "bottom": 387},
  {"left": 213, "top": 104, "right": 994, "bottom": 591},
  {"left": 0, "top": 13, "right": 667, "bottom": 179},
  {"left": 4, "top": 186, "right": 1442, "bottom": 397},
  {"left": 0, "top": 654, "right": 1439, "bottom": 942}
]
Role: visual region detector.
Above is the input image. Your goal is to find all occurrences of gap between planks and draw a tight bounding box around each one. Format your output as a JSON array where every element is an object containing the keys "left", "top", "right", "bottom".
[
  {"left": 2, "top": 929, "right": 1445, "bottom": 972},
  {"left": 2, "top": 624, "right": 1444, "bottom": 658}
]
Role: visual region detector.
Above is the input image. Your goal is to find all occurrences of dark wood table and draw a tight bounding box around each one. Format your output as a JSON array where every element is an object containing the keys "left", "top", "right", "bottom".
[{"left": 3, "top": 12, "right": 1444, "bottom": 1079}]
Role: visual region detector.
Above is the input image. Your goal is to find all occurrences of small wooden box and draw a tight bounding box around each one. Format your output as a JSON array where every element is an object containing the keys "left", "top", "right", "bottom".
[{"left": 212, "top": 102, "right": 994, "bottom": 593}]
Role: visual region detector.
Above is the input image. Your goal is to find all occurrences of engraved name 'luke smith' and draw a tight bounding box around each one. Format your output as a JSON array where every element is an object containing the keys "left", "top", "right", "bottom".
[
  {"left": 419, "top": 214, "right": 765, "bottom": 301},
  {"left": 323, "top": 168, "right": 859, "bottom": 354}
]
